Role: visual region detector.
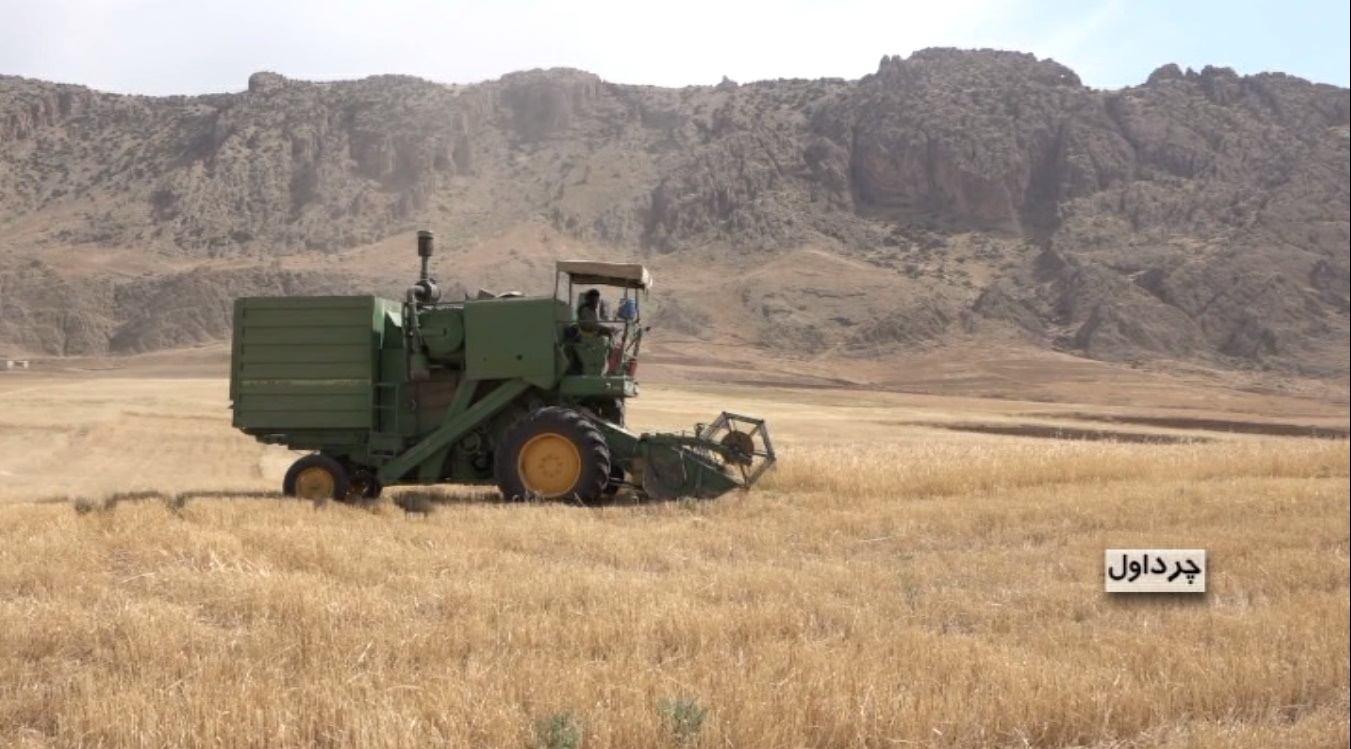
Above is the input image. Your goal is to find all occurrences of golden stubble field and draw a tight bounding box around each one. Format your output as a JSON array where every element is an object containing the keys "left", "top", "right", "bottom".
[{"left": 0, "top": 369, "right": 1347, "bottom": 749}]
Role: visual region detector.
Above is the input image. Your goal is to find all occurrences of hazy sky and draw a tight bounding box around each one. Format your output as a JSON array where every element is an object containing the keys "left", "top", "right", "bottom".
[{"left": 2, "top": 0, "right": 1347, "bottom": 95}]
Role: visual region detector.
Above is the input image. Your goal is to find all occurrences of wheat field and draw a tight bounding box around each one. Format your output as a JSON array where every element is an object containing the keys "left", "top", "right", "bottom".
[{"left": 0, "top": 374, "right": 1347, "bottom": 748}]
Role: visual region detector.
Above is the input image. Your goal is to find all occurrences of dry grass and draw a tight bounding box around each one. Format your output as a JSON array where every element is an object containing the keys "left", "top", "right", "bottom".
[{"left": 0, "top": 376, "right": 1348, "bottom": 748}]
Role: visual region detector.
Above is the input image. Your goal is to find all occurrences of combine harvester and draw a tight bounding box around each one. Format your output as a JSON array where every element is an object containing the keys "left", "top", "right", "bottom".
[{"left": 228, "top": 231, "right": 775, "bottom": 504}]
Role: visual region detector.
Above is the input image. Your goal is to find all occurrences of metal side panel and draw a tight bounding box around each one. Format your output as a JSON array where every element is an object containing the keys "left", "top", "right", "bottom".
[
  {"left": 462, "top": 297, "right": 560, "bottom": 383},
  {"left": 378, "top": 379, "right": 532, "bottom": 483},
  {"left": 230, "top": 295, "right": 396, "bottom": 432}
]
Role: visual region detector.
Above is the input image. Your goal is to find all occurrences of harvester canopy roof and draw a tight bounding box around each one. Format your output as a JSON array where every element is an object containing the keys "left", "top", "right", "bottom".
[{"left": 556, "top": 260, "right": 653, "bottom": 290}]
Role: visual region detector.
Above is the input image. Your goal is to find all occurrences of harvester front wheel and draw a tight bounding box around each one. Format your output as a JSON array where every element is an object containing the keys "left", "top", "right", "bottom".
[
  {"left": 283, "top": 453, "right": 352, "bottom": 503},
  {"left": 495, "top": 407, "right": 611, "bottom": 503}
]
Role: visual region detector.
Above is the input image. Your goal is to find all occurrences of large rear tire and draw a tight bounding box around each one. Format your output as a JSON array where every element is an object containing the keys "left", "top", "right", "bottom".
[
  {"left": 495, "top": 407, "right": 611, "bottom": 503},
  {"left": 283, "top": 453, "right": 352, "bottom": 503}
]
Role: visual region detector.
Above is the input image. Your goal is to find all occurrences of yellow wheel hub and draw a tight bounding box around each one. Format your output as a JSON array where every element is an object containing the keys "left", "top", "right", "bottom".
[
  {"left": 518, "top": 433, "right": 582, "bottom": 496},
  {"left": 295, "top": 466, "right": 336, "bottom": 500}
]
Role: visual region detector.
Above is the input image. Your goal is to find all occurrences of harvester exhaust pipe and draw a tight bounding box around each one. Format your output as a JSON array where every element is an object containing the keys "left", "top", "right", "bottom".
[
  {"left": 405, "top": 229, "right": 440, "bottom": 381},
  {"left": 407, "top": 230, "right": 441, "bottom": 305},
  {"left": 417, "top": 230, "right": 434, "bottom": 275}
]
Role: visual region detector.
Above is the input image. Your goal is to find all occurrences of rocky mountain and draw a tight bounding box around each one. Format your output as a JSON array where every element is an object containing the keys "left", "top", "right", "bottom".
[{"left": 1, "top": 49, "right": 1347, "bottom": 376}]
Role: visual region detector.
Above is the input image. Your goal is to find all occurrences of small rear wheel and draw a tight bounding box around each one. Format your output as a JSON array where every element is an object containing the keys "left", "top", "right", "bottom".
[{"left": 283, "top": 453, "right": 351, "bottom": 503}]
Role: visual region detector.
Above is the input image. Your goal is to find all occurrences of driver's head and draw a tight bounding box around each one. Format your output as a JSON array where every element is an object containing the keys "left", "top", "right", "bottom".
[{"left": 584, "top": 289, "right": 601, "bottom": 305}]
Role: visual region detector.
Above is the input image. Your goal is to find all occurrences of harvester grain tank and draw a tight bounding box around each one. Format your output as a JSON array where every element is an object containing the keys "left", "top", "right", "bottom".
[{"left": 228, "top": 231, "right": 775, "bottom": 503}]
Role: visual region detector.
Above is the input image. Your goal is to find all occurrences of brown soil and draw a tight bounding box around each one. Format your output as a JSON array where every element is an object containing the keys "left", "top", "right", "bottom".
[
  {"left": 1047, "top": 413, "right": 1350, "bottom": 440},
  {"left": 898, "top": 421, "right": 1214, "bottom": 444}
]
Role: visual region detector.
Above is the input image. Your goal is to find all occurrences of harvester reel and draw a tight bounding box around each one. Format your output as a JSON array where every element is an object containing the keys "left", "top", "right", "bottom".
[
  {"left": 698, "top": 412, "right": 776, "bottom": 487},
  {"left": 719, "top": 430, "right": 756, "bottom": 466}
]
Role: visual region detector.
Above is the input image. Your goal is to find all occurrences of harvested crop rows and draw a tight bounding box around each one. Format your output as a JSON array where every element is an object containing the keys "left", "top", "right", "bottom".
[{"left": 1, "top": 375, "right": 1347, "bottom": 748}]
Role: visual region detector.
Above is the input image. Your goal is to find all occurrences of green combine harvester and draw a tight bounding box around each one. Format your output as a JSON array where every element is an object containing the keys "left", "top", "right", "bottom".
[{"left": 228, "top": 230, "right": 775, "bottom": 504}]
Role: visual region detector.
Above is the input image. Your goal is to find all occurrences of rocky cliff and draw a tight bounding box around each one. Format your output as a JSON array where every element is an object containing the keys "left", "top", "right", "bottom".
[{"left": 1, "top": 48, "right": 1347, "bottom": 375}]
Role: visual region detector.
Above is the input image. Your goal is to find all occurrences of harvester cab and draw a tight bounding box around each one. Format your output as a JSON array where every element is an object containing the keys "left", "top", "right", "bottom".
[
  {"left": 228, "top": 230, "right": 776, "bottom": 505},
  {"left": 554, "top": 260, "right": 651, "bottom": 408}
]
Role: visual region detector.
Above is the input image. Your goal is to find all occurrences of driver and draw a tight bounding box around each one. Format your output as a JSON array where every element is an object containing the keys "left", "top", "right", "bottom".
[{"left": 577, "top": 288, "right": 612, "bottom": 336}]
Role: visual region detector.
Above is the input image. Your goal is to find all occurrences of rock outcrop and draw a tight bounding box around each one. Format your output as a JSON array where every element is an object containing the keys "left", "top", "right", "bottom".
[{"left": 0, "top": 261, "right": 355, "bottom": 356}]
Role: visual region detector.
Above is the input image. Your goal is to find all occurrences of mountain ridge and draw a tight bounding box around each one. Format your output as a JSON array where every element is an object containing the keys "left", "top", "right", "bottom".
[{"left": 1, "top": 48, "right": 1347, "bottom": 377}]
